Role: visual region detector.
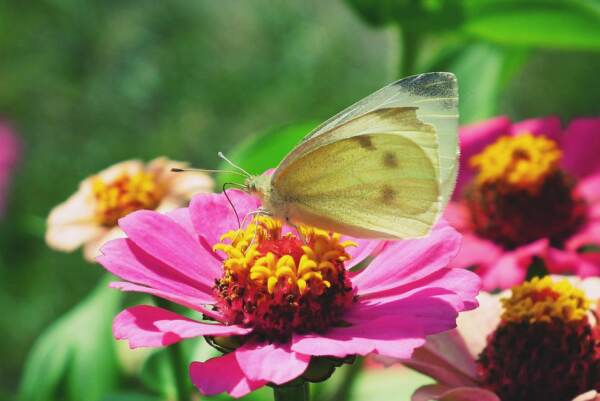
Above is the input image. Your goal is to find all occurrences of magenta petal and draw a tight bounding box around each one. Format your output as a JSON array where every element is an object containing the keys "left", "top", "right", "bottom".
[
  {"left": 449, "top": 233, "right": 503, "bottom": 271},
  {"left": 166, "top": 208, "right": 197, "bottom": 238},
  {"left": 456, "top": 116, "right": 511, "bottom": 198},
  {"left": 413, "top": 385, "right": 501, "bottom": 401},
  {"left": 119, "top": 210, "right": 221, "bottom": 283},
  {"left": 189, "top": 190, "right": 261, "bottom": 247},
  {"left": 480, "top": 240, "right": 548, "bottom": 290},
  {"left": 98, "top": 238, "right": 214, "bottom": 302},
  {"left": 353, "top": 221, "right": 461, "bottom": 296},
  {"left": 292, "top": 317, "right": 426, "bottom": 359},
  {"left": 109, "top": 282, "right": 221, "bottom": 320},
  {"left": 344, "top": 237, "right": 385, "bottom": 269},
  {"left": 113, "top": 305, "right": 249, "bottom": 348},
  {"left": 190, "top": 352, "right": 267, "bottom": 398},
  {"left": 562, "top": 117, "right": 600, "bottom": 178},
  {"left": 510, "top": 116, "right": 562, "bottom": 142},
  {"left": 235, "top": 342, "right": 310, "bottom": 385}
]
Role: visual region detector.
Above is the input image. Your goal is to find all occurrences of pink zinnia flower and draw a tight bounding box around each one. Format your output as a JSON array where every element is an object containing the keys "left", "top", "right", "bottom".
[
  {"left": 403, "top": 276, "right": 600, "bottom": 401},
  {"left": 449, "top": 116, "right": 600, "bottom": 290},
  {"left": 0, "top": 121, "right": 20, "bottom": 216},
  {"left": 46, "top": 158, "right": 212, "bottom": 261},
  {"left": 97, "top": 189, "right": 480, "bottom": 398}
]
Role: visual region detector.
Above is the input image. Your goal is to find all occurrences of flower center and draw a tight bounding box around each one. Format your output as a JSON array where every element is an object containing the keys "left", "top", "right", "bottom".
[
  {"left": 465, "top": 133, "right": 586, "bottom": 249},
  {"left": 213, "top": 216, "right": 357, "bottom": 342},
  {"left": 478, "top": 277, "right": 600, "bottom": 401},
  {"left": 92, "top": 172, "right": 163, "bottom": 227}
]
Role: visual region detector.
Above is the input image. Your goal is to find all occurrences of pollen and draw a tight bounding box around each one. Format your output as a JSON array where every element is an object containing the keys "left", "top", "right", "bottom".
[
  {"left": 470, "top": 133, "right": 562, "bottom": 194},
  {"left": 501, "top": 276, "right": 590, "bottom": 324},
  {"left": 92, "top": 172, "right": 163, "bottom": 227},
  {"left": 213, "top": 216, "right": 357, "bottom": 341}
]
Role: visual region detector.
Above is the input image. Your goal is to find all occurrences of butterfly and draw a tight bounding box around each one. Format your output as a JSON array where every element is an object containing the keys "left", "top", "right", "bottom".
[{"left": 188, "top": 72, "right": 459, "bottom": 239}]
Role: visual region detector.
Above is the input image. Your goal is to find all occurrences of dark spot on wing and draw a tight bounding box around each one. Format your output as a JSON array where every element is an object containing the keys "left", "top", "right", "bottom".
[
  {"left": 380, "top": 185, "right": 396, "bottom": 203},
  {"left": 355, "top": 135, "right": 376, "bottom": 151},
  {"left": 383, "top": 152, "right": 399, "bottom": 168}
]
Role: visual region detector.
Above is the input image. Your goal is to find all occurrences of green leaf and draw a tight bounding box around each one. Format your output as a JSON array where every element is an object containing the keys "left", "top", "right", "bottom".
[
  {"left": 446, "top": 42, "right": 529, "bottom": 123},
  {"left": 19, "top": 275, "right": 122, "bottom": 401},
  {"left": 216, "top": 121, "right": 318, "bottom": 187},
  {"left": 99, "top": 393, "right": 161, "bottom": 401},
  {"left": 139, "top": 350, "right": 177, "bottom": 400},
  {"left": 462, "top": 5, "right": 600, "bottom": 50}
]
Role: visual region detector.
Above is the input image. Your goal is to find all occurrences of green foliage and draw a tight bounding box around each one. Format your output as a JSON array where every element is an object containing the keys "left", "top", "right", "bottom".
[
  {"left": 216, "top": 122, "right": 318, "bottom": 187},
  {"left": 19, "top": 275, "right": 122, "bottom": 401},
  {"left": 463, "top": 4, "right": 600, "bottom": 50}
]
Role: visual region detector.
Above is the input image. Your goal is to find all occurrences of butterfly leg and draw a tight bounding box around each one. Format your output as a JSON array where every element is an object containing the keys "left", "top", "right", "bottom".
[{"left": 285, "top": 216, "right": 306, "bottom": 245}]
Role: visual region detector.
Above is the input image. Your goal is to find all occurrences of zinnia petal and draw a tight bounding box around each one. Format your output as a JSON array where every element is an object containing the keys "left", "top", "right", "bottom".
[
  {"left": 561, "top": 117, "right": 600, "bottom": 178},
  {"left": 190, "top": 352, "right": 267, "bottom": 398},
  {"left": 235, "top": 342, "right": 310, "bottom": 385},
  {"left": 113, "top": 305, "right": 249, "bottom": 348}
]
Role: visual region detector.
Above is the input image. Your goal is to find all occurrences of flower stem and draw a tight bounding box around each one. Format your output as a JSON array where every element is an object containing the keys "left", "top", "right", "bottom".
[
  {"left": 273, "top": 382, "right": 310, "bottom": 401},
  {"left": 154, "top": 297, "right": 191, "bottom": 401}
]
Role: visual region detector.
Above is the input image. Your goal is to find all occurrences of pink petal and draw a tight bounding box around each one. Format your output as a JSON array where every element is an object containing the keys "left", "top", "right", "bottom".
[
  {"left": 444, "top": 202, "right": 471, "bottom": 232},
  {"left": 406, "top": 331, "right": 478, "bottom": 388},
  {"left": 98, "top": 238, "right": 215, "bottom": 302},
  {"left": 456, "top": 116, "right": 511, "bottom": 199},
  {"left": 119, "top": 210, "right": 222, "bottom": 283},
  {"left": 480, "top": 239, "right": 548, "bottom": 290},
  {"left": 189, "top": 190, "right": 261, "bottom": 248},
  {"left": 510, "top": 116, "right": 562, "bottom": 142},
  {"left": 449, "top": 233, "right": 503, "bottom": 271},
  {"left": 0, "top": 123, "right": 20, "bottom": 215},
  {"left": 109, "top": 282, "right": 221, "bottom": 320},
  {"left": 562, "top": 117, "right": 600, "bottom": 178},
  {"left": 454, "top": 292, "right": 502, "bottom": 358},
  {"left": 113, "top": 305, "right": 249, "bottom": 349},
  {"left": 413, "top": 384, "right": 500, "bottom": 401},
  {"left": 344, "top": 237, "right": 385, "bottom": 269},
  {"left": 190, "top": 352, "right": 267, "bottom": 398},
  {"left": 573, "top": 391, "right": 600, "bottom": 401},
  {"left": 235, "top": 342, "right": 310, "bottom": 385},
  {"left": 292, "top": 316, "right": 426, "bottom": 359},
  {"left": 353, "top": 221, "right": 462, "bottom": 297},
  {"left": 165, "top": 207, "right": 197, "bottom": 238}
]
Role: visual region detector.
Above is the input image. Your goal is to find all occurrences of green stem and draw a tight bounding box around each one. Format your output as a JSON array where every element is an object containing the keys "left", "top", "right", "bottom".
[
  {"left": 154, "top": 297, "right": 191, "bottom": 401},
  {"left": 399, "top": 27, "right": 421, "bottom": 76},
  {"left": 273, "top": 382, "right": 310, "bottom": 401},
  {"left": 329, "top": 357, "right": 363, "bottom": 401}
]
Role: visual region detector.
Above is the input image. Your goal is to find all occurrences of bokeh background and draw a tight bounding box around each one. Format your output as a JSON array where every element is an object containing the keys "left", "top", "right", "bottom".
[{"left": 1, "top": 1, "right": 599, "bottom": 400}]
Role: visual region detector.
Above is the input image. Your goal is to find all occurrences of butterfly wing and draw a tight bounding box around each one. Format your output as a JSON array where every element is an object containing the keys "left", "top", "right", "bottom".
[
  {"left": 279, "top": 72, "right": 458, "bottom": 208},
  {"left": 271, "top": 108, "right": 441, "bottom": 239}
]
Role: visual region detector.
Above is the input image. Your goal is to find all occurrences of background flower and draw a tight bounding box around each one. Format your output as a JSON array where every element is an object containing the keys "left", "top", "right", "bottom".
[
  {"left": 46, "top": 158, "right": 212, "bottom": 261},
  {"left": 404, "top": 276, "right": 600, "bottom": 401},
  {"left": 98, "top": 189, "right": 480, "bottom": 398},
  {"left": 0, "top": 121, "right": 20, "bottom": 217},
  {"left": 448, "top": 116, "right": 600, "bottom": 290}
]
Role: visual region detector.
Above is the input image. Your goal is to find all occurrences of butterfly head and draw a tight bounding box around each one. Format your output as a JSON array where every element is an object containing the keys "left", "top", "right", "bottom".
[{"left": 244, "top": 174, "right": 271, "bottom": 199}]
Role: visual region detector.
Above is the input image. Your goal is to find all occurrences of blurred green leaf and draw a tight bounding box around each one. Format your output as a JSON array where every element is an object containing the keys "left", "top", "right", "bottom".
[
  {"left": 19, "top": 275, "right": 122, "bottom": 401},
  {"left": 448, "top": 42, "right": 529, "bottom": 123},
  {"left": 140, "top": 350, "right": 177, "bottom": 400},
  {"left": 99, "top": 393, "right": 161, "bottom": 401},
  {"left": 216, "top": 121, "right": 318, "bottom": 187},
  {"left": 349, "top": 365, "right": 432, "bottom": 401},
  {"left": 462, "top": 5, "right": 600, "bottom": 50}
]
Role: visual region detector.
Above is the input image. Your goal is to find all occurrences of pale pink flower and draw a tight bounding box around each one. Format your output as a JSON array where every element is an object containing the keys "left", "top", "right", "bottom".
[
  {"left": 97, "top": 189, "right": 480, "bottom": 398},
  {"left": 0, "top": 121, "right": 20, "bottom": 216},
  {"left": 449, "top": 116, "right": 600, "bottom": 290},
  {"left": 402, "top": 276, "right": 600, "bottom": 401},
  {"left": 46, "top": 158, "right": 212, "bottom": 261}
]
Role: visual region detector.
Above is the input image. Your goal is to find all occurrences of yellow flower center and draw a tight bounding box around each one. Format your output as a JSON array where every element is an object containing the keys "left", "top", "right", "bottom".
[
  {"left": 501, "top": 276, "right": 590, "bottom": 324},
  {"left": 92, "top": 172, "right": 163, "bottom": 226},
  {"left": 470, "top": 133, "right": 562, "bottom": 194},
  {"left": 214, "top": 216, "right": 357, "bottom": 295}
]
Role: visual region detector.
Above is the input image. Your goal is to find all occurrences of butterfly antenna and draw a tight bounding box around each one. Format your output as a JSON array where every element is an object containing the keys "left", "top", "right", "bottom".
[
  {"left": 218, "top": 152, "right": 252, "bottom": 178},
  {"left": 223, "top": 183, "right": 242, "bottom": 229},
  {"left": 170, "top": 167, "right": 248, "bottom": 178}
]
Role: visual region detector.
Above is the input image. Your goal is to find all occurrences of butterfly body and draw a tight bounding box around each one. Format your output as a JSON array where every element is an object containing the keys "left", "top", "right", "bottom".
[{"left": 244, "top": 72, "right": 459, "bottom": 240}]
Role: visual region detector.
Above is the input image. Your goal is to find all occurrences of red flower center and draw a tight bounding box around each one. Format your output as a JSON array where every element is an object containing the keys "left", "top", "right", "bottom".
[
  {"left": 478, "top": 278, "right": 600, "bottom": 401},
  {"left": 466, "top": 134, "right": 587, "bottom": 249},
  {"left": 213, "top": 217, "right": 356, "bottom": 342}
]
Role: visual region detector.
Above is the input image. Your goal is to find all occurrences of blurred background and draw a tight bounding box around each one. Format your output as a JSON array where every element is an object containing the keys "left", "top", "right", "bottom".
[{"left": 0, "top": 1, "right": 599, "bottom": 400}]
